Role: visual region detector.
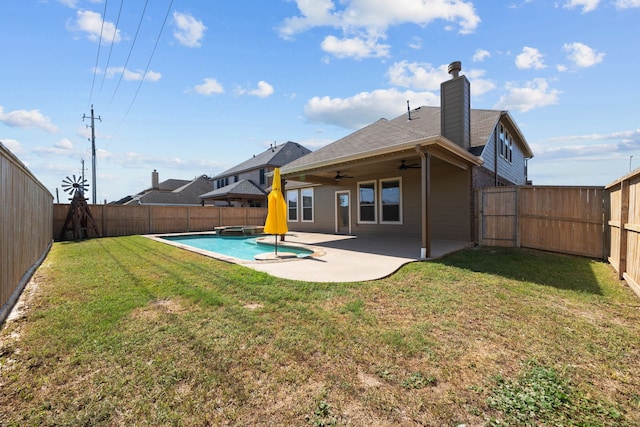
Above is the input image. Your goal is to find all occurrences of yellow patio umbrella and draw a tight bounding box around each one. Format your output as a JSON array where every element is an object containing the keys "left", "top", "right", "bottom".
[{"left": 263, "top": 167, "right": 288, "bottom": 254}]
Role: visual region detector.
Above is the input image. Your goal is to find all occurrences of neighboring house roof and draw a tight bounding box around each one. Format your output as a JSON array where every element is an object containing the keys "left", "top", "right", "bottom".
[
  {"left": 117, "top": 175, "right": 214, "bottom": 205},
  {"left": 213, "top": 141, "right": 312, "bottom": 178},
  {"left": 199, "top": 179, "right": 267, "bottom": 200}
]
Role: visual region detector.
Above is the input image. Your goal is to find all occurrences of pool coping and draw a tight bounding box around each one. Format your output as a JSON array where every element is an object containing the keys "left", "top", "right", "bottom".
[
  {"left": 144, "top": 232, "right": 327, "bottom": 265},
  {"left": 144, "top": 231, "right": 473, "bottom": 283}
]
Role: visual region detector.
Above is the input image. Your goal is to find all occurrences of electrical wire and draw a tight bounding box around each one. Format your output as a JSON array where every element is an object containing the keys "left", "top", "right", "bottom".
[
  {"left": 109, "top": 0, "right": 150, "bottom": 106},
  {"left": 88, "top": 0, "right": 109, "bottom": 108},
  {"left": 99, "top": 0, "right": 124, "bottom": 94},
  {"left": 120, "top": 0, "right": 174, "bottom": 124}
]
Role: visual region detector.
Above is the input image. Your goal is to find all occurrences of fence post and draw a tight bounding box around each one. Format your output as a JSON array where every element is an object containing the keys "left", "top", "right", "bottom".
[{"left": 618, "top": 180, "right": 629, "bottom": 280}]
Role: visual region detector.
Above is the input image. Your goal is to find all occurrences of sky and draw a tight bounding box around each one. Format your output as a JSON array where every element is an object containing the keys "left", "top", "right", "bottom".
[{"left": 1, "top": 0, "right": 639, "bottom": 203}]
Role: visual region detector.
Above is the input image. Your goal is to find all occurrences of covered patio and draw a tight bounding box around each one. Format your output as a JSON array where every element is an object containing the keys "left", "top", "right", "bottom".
[{"left": 246, "top": 232, "right": 473, "bottom": 282}]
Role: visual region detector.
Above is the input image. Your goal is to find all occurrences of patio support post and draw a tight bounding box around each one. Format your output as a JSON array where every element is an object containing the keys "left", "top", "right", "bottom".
[{"left": 416, "top": 146, "right": 431, "bottom": 259}]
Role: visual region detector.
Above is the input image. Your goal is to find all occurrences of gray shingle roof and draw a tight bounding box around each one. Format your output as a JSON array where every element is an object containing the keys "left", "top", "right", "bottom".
[
  {"left": 213, "top": 141, "right": 311, "bottom": 178},
  {"left": 281, "top": 106, "right": 508, "bottom": 173},
  {"left": 199, "top": 179, "right": 267, "bottom": 199}
]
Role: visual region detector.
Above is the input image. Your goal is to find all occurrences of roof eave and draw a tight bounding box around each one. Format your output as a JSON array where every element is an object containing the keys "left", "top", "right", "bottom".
[{"left": 281, "top": 135, "right": 482, "bottom": 177}]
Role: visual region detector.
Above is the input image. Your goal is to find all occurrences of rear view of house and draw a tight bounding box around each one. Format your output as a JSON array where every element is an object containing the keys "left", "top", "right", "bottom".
[{"left": 279, "top": 61, "right": 534, "bottom": 258}]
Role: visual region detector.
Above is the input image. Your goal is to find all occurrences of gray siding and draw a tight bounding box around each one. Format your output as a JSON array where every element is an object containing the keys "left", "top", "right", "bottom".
[
  {"left": 441, "top": 76, "right": 471, "bottom": 150},
  {"left": 479, "top": 120, "right": 529, "bottom": 186}
]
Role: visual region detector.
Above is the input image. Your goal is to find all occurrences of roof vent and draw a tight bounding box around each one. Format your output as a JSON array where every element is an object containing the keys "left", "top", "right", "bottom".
[{"left": 448, "top": 61, "right": 462, "bottom": 78}]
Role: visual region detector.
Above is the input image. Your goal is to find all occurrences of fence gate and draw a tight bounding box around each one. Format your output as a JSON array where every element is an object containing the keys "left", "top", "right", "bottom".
[
  {"left": 477, "top": 186, "right": 607, "bottom": 259},
  {"left": 478, "top": 187, "right": 518, "bottom": 247}
]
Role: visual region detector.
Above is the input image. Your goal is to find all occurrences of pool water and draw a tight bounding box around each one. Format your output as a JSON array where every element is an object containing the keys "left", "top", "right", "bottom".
[{"left": 161, "top": 234, "right": 313, "bottom": 261}]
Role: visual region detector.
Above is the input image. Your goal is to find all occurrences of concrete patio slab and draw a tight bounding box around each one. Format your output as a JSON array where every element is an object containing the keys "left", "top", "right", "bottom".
[{"left": 247, "top": 232, "right": 472, "bottom": 282}]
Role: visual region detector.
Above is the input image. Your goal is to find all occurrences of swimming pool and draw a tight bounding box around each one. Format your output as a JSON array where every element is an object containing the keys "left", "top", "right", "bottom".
[{"left": 159, "top": 234, "right": 314, "bottom": 261}]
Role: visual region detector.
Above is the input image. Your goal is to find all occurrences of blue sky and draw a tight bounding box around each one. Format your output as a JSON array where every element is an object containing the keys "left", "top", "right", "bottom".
[{"left": 1, "top": 0, "right": 639, "bottom": 203}]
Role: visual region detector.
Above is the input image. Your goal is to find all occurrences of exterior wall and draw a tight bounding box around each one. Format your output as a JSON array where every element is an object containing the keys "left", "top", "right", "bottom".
[
  {"left": 286, "top": 162, "right": 471, "bottom": 241},
  {"left": 217, "top": 168, "right": 270, "bottom": 190},
  {"left": 481, "top": 120, "right": 528, "bottom": 186}
]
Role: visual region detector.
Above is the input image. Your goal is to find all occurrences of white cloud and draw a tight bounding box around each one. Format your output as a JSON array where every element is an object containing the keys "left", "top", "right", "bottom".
[
  {"left": 564, "top": 0, "right": 600, "bottom": 13},
  {"left": 104, "top": 67, "right": 161, "bottom": 82},
  {"left": 304, "top": 88, "right": 439, "bottom": 129},
  {"left": 55, "top": 138, "right": 74, "bottom": 150},
  {"left": 321, "top": 34, "right": 390, "bottom": 59},
  {"left": 386, "top": 61, "right": 495, "bottom": 96},
  {"left": 1, "top": 139, "right": 23, "bottom": 154},
  {"left": 493, "top": 78, "right": 560, "bottom": 112},
  {"left": 515, "top": 46, "right": 546, "bottom": 69},
  {"left": 387, "top": 61, "right": 450, "bottom": 90},
  {"left": 534, "top": 129, "right": 640, "bottom": 161},
  {"left": 472, "top": 49, "right": 491, "bottom": 62},
  {"left": 466, "top": 69, "right": 497, "bottom": 97},
  {"left": 173, "top": 11, "right": 207, "bottom": 48},
  {"left": 238, "top": 81, "right": 274, "bottom": 98},
  {"left": 408, "top": 37, "right": 422, "bottom": 50},
  {"left": 279, "top": 0, "right": 480, "bottom": 57},
  {"left": 194, "top": 78, "right": 224, "bottom": 95},
  {"left": 0, "top": 106, "right": 59, "bottom": 133},
  {"left": 563, "top": 42, "right": 605, "bottom": 68},
  {"left": 71, "top": 10, "right": 122, "bottom": 44},
  {"left": 616, "top": 0, "right": 640, "bottom": 7}
]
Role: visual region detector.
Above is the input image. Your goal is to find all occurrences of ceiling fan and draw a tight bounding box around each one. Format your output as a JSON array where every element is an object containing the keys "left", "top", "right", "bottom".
[
  {"left": 399, "top": 160, "right": 420, "bottom": 170},
  {"left": 334, "top": 171, "right": 353, "bottom": 181}
]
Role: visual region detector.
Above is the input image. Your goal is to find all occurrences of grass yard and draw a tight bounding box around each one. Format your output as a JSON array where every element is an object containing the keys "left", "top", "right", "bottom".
[{"left": 1, "top": 236, "right": 639, "bottom": 426}]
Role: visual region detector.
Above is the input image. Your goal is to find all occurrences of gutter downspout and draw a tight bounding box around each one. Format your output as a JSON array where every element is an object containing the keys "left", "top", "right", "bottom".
[{"left": 416, "top": 145, "right": 431, "bottom": 259}]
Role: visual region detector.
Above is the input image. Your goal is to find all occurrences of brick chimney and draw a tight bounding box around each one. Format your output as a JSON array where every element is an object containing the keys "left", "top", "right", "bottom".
[
  {"left": 440, "top": 61, "right": 471, "bottom": 150},
  {"left": 152, "top": 169, "right": 159, "bottom": 190}
]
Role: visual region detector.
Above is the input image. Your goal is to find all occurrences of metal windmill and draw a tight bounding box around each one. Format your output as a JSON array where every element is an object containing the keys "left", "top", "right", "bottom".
[
  {"left": 61, "top": 174, "right": 89, "bottom": 198},
  {"left": 59, "top": 174, "right": 100, "bottom": 241}
]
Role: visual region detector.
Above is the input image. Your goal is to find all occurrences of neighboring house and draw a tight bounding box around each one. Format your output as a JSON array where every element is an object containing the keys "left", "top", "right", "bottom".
[
  {"left": 279, "top": 61, "right": 534, "bottom": 258},
  {"left": 199, "top": 141, "right": 311, "bottom": 207},
  {"left": 111, "top": 170, "right": 214, "bottom": 206}
]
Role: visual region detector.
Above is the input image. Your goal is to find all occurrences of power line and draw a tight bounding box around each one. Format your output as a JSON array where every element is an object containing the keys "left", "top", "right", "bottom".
[
  {"left": 99, "top": 0, "right": 124, "bottom": 94},
  {"left": 121, "top": 0, "right": 175, "bottom": 123},
  {"left": 109, "top": 0, "right": 150, "bottom": 106},
  {"left": 88, "top": 0, "right": 109, "bottom": 108}
]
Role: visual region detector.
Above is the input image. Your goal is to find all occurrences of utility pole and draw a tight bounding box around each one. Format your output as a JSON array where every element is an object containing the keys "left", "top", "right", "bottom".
[{"left": 83, "top": 105, "right": 101, "bottom": 204}]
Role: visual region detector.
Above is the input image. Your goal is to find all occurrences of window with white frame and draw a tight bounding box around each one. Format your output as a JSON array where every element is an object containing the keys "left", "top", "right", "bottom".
[
  {"left": 380, "top": 178, "right": 402, "bottom": 223},
  {"left": 358, "top": 181, "right": 376, "bottom": 223},
  {"left": 301, "top": 188, "right": 314, "bottom": 222},
  {"left": 286, "top": 190, "right": 298, "bottom": 222}
]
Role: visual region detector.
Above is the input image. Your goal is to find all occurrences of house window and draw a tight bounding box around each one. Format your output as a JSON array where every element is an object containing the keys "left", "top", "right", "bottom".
[
  {"left": 358, "top": 181, "right": 376, "bottom": 223},
  {"left": 234, "top": 175, "right": 239, "bottom": 182},
  {"left": 508, "top": 137, "right": 513, "bottom": 163},
  {"left": 301, "top": 188, "right": 314, "bottom": 222},
  {"left": 287, "top": 190, "right": 298, "bottom": 222},
  {"left": 380, "top": 178, "right": 402, "bottom": 223},
  {"left": 499, "top": 125, "right": 506, "bottom": 158},
  {"left": 259, "top": 168, "right": 266, "bottom": 185}
]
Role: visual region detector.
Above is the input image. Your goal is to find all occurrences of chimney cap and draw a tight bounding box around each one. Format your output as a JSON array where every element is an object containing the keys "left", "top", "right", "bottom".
[{"left": 448, "top": 61, "right": 462, "bottom": 78}]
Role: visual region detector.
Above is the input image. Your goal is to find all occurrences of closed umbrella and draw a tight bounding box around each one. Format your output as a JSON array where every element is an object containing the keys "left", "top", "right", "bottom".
[{"left": 263, "top": 168, "right": 288, "bottom": 255}]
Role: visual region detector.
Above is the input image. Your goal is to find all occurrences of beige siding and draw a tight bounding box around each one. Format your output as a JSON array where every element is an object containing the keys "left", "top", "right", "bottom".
[{"left": 287, "top": 163, "right": 472, "bottom": 241}]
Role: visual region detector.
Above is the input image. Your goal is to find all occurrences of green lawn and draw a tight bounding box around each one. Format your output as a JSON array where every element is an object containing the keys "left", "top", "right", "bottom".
[{"left": 1, "top": 236, "right": 639, "bottom": 426}]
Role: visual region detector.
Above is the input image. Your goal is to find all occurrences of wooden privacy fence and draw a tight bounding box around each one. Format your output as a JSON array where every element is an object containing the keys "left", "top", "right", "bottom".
[
  {"left": 606, "top": 169, "right": 640, "bottom": 297},
  {"left": 1, "top": 143, "right": 53, "bottom": 325},
  {"left": 53, "top": 204, "right": 268, "bottom": 240},
  {"left": 477, "top": 186, "right": 606, "bottom": 259}
]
